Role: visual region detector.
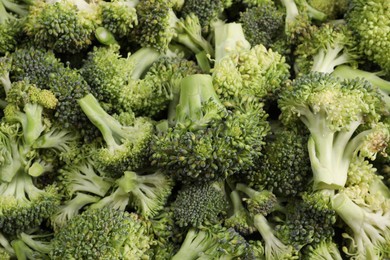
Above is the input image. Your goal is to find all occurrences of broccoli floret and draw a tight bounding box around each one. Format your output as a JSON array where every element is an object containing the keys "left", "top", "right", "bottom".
[
  {"left": 279, "top": 72, "right": 389, "bottom": 190},
  {"left": 151, "top": 74, "right": 269, "bottom": 183},
  {"left": 0, "top": 176, "right": 60, "bottom": 235},
  {"left": 134, "top": 0, "right": 212, "bottom": 55},
  {"left": 239, "top": 3, "right": 284, "bottom": 48},
  {"left": 0, "top": 0, "right": 29, "bottom": 54},
  {"left": 346, "top": 0, "right": 390, "bottom": 73},
  {"left": 172, "top": 225, "right": 251, "bottom": 260},
  {"left": 121, "top": 55, "right": 202, "bottom": 117},
  {"left": 91, "top": 170, "right": 173, "bottom": 218},
  {"left": 245, "top": 125, "right": 311, "bottom": 197},
  {"left": 302, "top": 240, "right": 343, "bottom": 260},
  {"left": 294, "top": 23, "right": 359, "bottom": 74},
  {"left": 332, "top": 65, "right": 390, "bottom": 110},
  {"left": 173, "top": 181, "right": 227, "bottom": 227},
  {"left": 78, "top": 93, "right": 154, "bottom": 173},
  {"left": 212, "top": 43, "right": 290, "bottom": 104},
  {"left": 224, "top": 190, "right": 256, "bottom": 235},
  {"left": 50, "top": 208, "right": 153, "bottom": 259},
  {"left": 332, "top": 191, "right": 390, "bottom": 259},
  {"left": 11, "top": 231, "right": 52, "bottom": 260},
  {"left": 10, "top": 47, "right": 97, "bottom": 137},
  {"left": 180, "top": 0, "right": 225, "bottom": 32},
  {"left": 99, "top": 0, "right": 138, "bottom": 39},
  {"left": 276, "top": 191, "right": 336, "bottom": 251},
  {"left": 279, "top": 0, "right": 327, "bottom": 42},
  {"left": 25, "top": 0, "right": 100, "bottom": 53}
]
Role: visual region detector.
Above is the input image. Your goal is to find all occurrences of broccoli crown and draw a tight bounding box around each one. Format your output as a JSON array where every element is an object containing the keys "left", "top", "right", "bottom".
[
  {"left": 78, "top": 93, "right": 155, "bottom": 174},
  {"left": 0, "top": 19, "right": 25, "bottom": 55},
  {"left": 276, "top": 192, "right": 336, "bottom": 250},
  {"left": 0, "top": 179, "right": 60, "bottom": 235},
  {"left": 294, "top": 23, "right": 359, "bottom": 74},
  {"left": 212, "top": 44, "right": 290, "bottom": 103},
  {"left": 180, "top": 0, "right": 224, "bottom": 31},
  {"left": 25, "top": 0, "right": 100, "bottom": 53},
  {"left": 151, "top": 74, "right": 269, "bottom": 183},
  {"left": 134, "top": 0, "right": 177, "bottom": 52},
  {"left": 80, "top": 45, "right": 134, "bottom": 109},
  {"left": 50, "top": 208, "right": 153, "bottom": 259},
  {"left": 224, "top": 190, "right": 256, "bottom": 236},
  {"left": 239, "top": 3, "right": 284, "bottom": 48},
  {"left": 246, "top": 126, "right": 311, "bottom": 197},
  {"left": 346, "top": 0, "right": 390, "bottom": 73},
  {"left": 10, "top": 47, "right": 96, "bottom": 135},
  {"left": 173, "top": 181, "right": 227, "bottom": 227},
  {"left": 99, "top": 0, "right": 138, "bottom": 39},
  {"left": 235, "top": 184, "right": 278, "bottom": 216}
]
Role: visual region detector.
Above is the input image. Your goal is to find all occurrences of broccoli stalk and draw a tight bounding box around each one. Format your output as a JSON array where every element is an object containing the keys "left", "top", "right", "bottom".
[
  {"left": 171, "top": 229, "right": 216, "bottom": 260},
  {"left": 332, "top": 192, "right": 390, "bottom": 258},
  {"left": 213, "top": 21, "right": 251, "bottom": 63},
  {"left": 253, "top": 214, "right": 297, "bottom": 260},
  {"left": 11, "top": 232, "right": 52, "bottom": 260}
]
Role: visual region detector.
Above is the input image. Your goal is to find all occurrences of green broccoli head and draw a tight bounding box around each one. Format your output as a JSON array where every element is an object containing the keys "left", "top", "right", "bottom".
[
  {"left": 25, "top": 0, "right": 100, "bottom": 53},
  {"left": 276, "top": 191, "right": 336, "bottom": 250},
  {"left": 346, "top": 0, "right": 390, "bottom": 73},
  {"left": 0, "top": 19, "right": 25, "bottom": 55},
  {"left": 239, "top": 3, "right": 284, "bottom": 48},
  {"left": 246, "top": 125, "right": 312, "bottom": 197},
  {"left": 173, "top": 181, "right": 227, "bottom": 227},
  {"left": 50, "top": 208, "right": 153, "bottom": 259},
  {"left": 212, "top": 44, "right": 290, "bottom": 103},
  {"left": 279, "top": 72, "right": 388, "bottom": 190},
  {"left": 0, "top": 178, "right": 60, "bottom": 235},
  {"left": 99, "top": 0, "right": 138, "bottom": 39}
]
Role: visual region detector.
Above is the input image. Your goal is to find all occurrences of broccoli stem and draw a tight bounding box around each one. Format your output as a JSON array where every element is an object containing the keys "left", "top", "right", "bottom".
[
  {"left": 280, "top": 0, "right": 300, "bottom": 29},
  {"left": 235, "top": 183, "right": 259, "bottom": 198},
  {"left": 78, "top": 93, "right": 128, "bottom": 151},
  {"left": 213, "top": 21, "right": 251, "bottom": 63},
  {"left": 301, "top": 0, "right": 327, "bottom": 21},
  {"left": 171, "top": 229, "right": 215, "bottom": 260},
  {"left": 128, "top": 47, "right": 161, "bottom": 80},
  {"left": 1, "top": 0, "right": 28, "bottom": 18},
  {"left": 175, "top": 74, "right": 224, "bottom": 128},
  {"left": 312, "top": 45, "right": 351, "bottom": 73},
  {"left": 253, "top": 214, "right": 292, "bottom": 260},
  {"left": 23, "top": 103, "right": 45, "bottom": 146}
]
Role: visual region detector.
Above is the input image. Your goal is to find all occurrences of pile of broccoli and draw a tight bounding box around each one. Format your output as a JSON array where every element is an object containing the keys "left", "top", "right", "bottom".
[{"left": 0, "top": 0, "right": 389, "bottom": 259}]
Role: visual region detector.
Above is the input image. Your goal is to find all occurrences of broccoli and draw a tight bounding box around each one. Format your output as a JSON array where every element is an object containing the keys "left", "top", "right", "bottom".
[
  {"left": 332, "top": 65, "right": 390, "bottom": 110},
  {"left": 0, "top": 0, "right": 28, "bottom": 54},
  {"left": 212, "top": 37, "right": 290, "bottom": 104},
  {"left": 173, "top": 181, "right": 227, "bottom": 227},
  {"left": 99, "top": 0, "right": 139, "bottom": 40},
  {"left": 279, "top": 72, "right": 389, "bottom": 190},
  {"left": 294, "top": 23, "right": 359, "bottom": 74},
  {"left": 276, "top": 192, "right": 337, "bottom": 251},
  {"left": 239, "top": 2, "right": 285, "bottom": 48},
  {"left": 78, "top": 93, "right": 154, "bottom": 173},
  {"left": 151, "top": 74, "right": 269, "bottom": 183},
  {"left": 25, "top": 0, "right": 101, "bottom": 53},
  {"left": 90, "top": 169, "right": 174, "bottom": 218},
  {"left": 11, "top": 231, "right": 52, "bottom": 260},
  {"left": 302, "top": 240, "right": 343, "bottom": 260},
  {"left": 346, "top": 0, "right": 390, "bottom": 73},
  {"left": 171, "top": 225, "right": 251, "bottom": 260},
  {"left": 134, "top": 0, "right": 213, "bottom": 55},
  {"left": 243, "top": 124, "right": 312, "bottom": 197},
  {"left": 50, "top": 208, "right": 153, "bottom": 259},
  {"left": 332, "top": 191, "right": 390, "bottom": 259}
]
